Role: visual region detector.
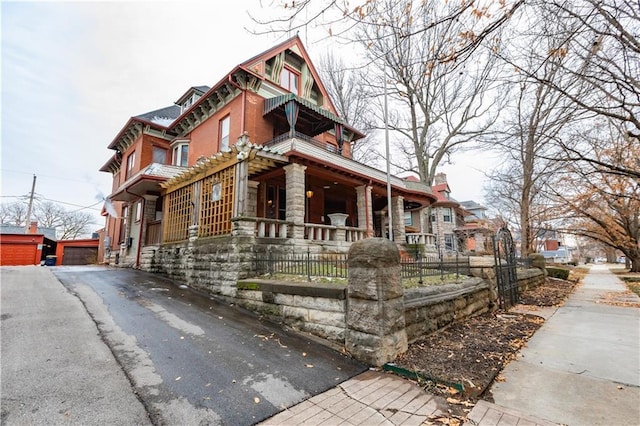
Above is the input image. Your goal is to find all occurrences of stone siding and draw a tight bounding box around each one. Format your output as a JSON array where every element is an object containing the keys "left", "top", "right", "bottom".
[
  {"left": 404, "top": 278, "right": 490, "bottom": 342},
  {"left": 235, "top": 280, "right": 347, "bottom": 345}
]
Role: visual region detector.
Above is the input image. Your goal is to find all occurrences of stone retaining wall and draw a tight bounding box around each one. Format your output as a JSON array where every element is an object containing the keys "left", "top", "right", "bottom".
[
  {"left": 138, "top": 238, "right": 547, "bottom": 365},
  {"left": 404, "top": 278, "right": 491, "bottom": 343}
]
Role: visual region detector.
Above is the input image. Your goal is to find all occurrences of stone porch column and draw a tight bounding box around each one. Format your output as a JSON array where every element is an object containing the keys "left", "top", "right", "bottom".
[
  {"left": 284, "top": 163, "right": 307, "bottom": 239},
  {"left": 391, "top": 196, "right": 405, "bottom": 245},
  {"left": 356, "top": 185, "right": 373, "bottom": 237},
  {"left": 246, "top": 181, "right": 259, "bottom": 217},
  {"left": 346, "top": 238, "right": 407, "bottom": 366}
]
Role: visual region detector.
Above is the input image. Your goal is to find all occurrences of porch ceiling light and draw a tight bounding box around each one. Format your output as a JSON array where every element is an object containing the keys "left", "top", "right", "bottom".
[{"left": 306, "top": 190, "right": 314, "bottom": 198}]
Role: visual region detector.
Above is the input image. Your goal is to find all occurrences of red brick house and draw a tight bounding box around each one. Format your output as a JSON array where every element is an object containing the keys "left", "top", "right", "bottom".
[{"left": 99, "top": 36, "right": 438, "bottom": 275}]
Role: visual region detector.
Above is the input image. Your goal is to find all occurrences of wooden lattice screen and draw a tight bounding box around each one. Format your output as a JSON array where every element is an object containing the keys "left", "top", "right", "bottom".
[
  {"left": 198, "top": 166, "right": 235, "bottom": 238},
  {"left": 164, "top": 185, "right": 194, "bottom": 243}
]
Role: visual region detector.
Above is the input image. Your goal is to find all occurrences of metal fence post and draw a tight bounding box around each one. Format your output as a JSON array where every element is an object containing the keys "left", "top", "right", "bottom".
[{"left": 307, "top": 247, "right": 311, "bottom": 282}]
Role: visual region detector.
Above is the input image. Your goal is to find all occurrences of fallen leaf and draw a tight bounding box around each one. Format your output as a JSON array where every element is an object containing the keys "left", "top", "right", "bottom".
[
  {"left": 254, "top": 397, "right": 261, "bottom": 404},
  {"left": 302, "top": 352, "right": 307, "bottom": 357},
  {"left": 305, "top": 364, "right": 314, "bottom": 368},
  {"left": 205, "top": 383, "right": 211, "bottom": 387},
  {"left": 175, "top": 376, "right": 181, "bottom": 381}
]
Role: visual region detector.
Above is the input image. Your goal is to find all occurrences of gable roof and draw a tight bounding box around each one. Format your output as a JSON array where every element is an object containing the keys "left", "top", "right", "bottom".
[{"left": 240, "top": 35, "right": 339, "bottom": 115}]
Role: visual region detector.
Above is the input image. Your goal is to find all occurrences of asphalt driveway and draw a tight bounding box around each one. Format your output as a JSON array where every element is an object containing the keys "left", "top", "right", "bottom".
[{"left": 52, "top": 266, "right": 366, "bottom": 425}]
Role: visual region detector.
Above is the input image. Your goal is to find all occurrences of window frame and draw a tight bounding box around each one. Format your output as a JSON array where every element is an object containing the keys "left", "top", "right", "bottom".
[
  {"left": 280, "top": 67, "right": 300, "bottom": 95},
  {"left": 135, "top": 201, "right": 142, "bottom": 222},
  {"left": 443, "top": 207, "right": 453, "bottom": 223},
  {"left": 152, "top": 146, "right": 167, "bottom": 164},
  {"left": 125, "top": 151, "right": 136, "bottom": 180},
  {"left": 171, "top": 142, "right": 189, "bottom": 167},
  {"left": 219, "top": 115, "right": 230, "bottom": 152},
  {"left": 444, "top": 233, "right": 455, "bottom": 251}
]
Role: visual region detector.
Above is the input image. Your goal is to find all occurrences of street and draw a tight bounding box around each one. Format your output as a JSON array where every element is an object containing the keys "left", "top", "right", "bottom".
[{"left": 1, "top": 266, "right": 365, "bottom": 425}]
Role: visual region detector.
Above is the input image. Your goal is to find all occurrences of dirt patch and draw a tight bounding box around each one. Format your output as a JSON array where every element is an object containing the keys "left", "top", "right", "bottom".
[{"left": 389, "top": 276, "right": 577, "bottom": 424}]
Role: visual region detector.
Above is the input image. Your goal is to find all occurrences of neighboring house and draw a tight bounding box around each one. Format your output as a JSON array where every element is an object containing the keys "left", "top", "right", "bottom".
[
  {"left": 428, "top": 173, "right": 465, "bottom": 256},
  {"left": 99, "top": 36, "right": 439, "bottom": 270},
  {"left": 0, "top": 222, "right": 56, "bottom": 265},
  {"left": 457, "top": 200, "right": 495, "bottom": 255},
  {"left": 539, "top": 238, "right": 575, "bottom": 264}
]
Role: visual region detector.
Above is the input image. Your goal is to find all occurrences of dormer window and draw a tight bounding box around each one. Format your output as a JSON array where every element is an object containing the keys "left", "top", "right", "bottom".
[
  {"left": 280, "top": 67, "right": 299, "bottom": 95},
  {"left": 171, "top": 140, "right": 189, "bottom": 167},
  {"left": 180, "top": 93, "right": 201, "bottom": 113}
]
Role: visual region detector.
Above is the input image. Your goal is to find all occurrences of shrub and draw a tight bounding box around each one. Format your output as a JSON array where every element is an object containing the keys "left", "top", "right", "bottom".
[{"left": 546, "top": 266, "right": 570, "bottom": 280}]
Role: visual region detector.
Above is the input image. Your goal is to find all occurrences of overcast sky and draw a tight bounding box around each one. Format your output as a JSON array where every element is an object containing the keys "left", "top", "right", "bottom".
[{"left": 1, "top": 1, "right": 491, "bottom": 230}]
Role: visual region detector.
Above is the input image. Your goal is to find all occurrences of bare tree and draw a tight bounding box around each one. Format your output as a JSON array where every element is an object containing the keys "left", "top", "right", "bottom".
[
  {"left": 249, "top": 0, "right": 525, "bottom": 65},
  {"left": 318, "top": 52, "right": 380, "bottom": 164},
  {"left": 501, "top": 1, "right": 640, "bottom": 179},
  {"left": 357, "top": 0, "right": 504, "bottom": 185},
  {"left": 0, "top": 200, "right": 96, "bottom": 239},
  {"left": 0, "top": 202, "right": 28, "bottom": 226},
  {"left": 549, "top": 136, "right": 640, "bottom": 271}
]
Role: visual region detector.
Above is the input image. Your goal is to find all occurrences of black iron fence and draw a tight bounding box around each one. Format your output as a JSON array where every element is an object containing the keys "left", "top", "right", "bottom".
[
  {"left": 400, "top": 253, "right": 471, "bottom": 282},
  {"left": 253, "top": 250, "right": 348, "bottom": 281},
  {"left": 252, "top": 249, "right": 472, "bottom": 283}
]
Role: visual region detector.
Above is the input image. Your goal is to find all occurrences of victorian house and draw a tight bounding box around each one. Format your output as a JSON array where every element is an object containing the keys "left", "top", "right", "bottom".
[{"left": 99, "top": 37, "right": 438, "bottom": 282}]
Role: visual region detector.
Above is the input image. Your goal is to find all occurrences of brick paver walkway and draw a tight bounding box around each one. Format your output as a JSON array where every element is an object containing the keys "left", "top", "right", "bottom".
[{"left": 259, "top": 370, "right": 446, "bottom": 425}]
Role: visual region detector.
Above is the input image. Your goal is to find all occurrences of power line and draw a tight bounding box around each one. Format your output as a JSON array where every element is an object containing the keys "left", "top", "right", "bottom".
[
  {"left": 0, "top": 194, "right": 102, "bottom": 212},
  {"left": 0, "top": 168, "right": 103, "bottom": 185}
]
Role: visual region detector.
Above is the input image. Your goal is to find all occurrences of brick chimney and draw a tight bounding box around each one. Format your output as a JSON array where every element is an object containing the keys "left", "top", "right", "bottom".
[
  {"left": 28, "top": 221, "right": 38, "bottom": 234},
  {"left": 434, "top": 173, "right": 448, "bottom": 185}
]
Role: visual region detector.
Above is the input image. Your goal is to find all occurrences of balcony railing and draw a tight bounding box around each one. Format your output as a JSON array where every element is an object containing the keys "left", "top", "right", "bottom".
[{"left": 263, "top": 131, "right": 339, "bottom": 154}]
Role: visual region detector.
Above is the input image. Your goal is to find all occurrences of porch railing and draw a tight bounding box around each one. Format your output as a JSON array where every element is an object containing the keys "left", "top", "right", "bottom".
[
  {"left": 145, "top": 220, "right": 163, "bottom": 245},
  {"left": 255, "top": 218, "right": 289, "bottom": 238},
  {"left": 406, "top": 232, "right": 436, "bottom": 247},
  {"left": 304, "top": 223, "right": 366, "bottom": 242}
]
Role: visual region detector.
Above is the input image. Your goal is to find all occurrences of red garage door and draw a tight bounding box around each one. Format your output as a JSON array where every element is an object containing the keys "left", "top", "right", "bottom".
[
  {"left": 0, "top": 243, "right": 39, "bottom": 265},
  {"left": 62, "top": 246, "right": 98, "bottom": 265}
]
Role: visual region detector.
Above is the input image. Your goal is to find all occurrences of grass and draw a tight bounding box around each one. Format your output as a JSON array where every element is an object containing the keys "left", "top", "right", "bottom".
[
  {"left": 626, "top": 281, "right": 640, "bottom": 297},
  {"left": 257, "top": 272, "right": 467, "bottom": 288}
]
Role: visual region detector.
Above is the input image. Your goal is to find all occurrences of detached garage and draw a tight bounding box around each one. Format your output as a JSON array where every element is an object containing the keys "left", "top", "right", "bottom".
[
  {"left": 55, "top": 239, "right": 99, "bottom": 265},
  {"left": 0, "top": 234, "right": 44, "bottom": 265},
  {"left": 0, "top": 223, "right": 57, "bottom": 266}
]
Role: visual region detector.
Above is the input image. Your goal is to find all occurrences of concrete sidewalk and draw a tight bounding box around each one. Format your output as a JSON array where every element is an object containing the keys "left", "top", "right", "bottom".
[
  {"left": 0, "top": 266, "right": 151, "bottom": 425},
  {"left": 468, "top": 264, "right": 640, "bottom": 426}
]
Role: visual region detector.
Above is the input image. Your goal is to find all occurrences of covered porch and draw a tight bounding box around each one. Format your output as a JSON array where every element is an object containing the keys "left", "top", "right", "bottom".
[{"left": 160, "top": 133, "right": 438, "bottom": 253}]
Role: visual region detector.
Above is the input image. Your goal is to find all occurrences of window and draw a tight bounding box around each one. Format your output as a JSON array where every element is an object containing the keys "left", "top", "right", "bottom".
[
  {"left": 119, "top": 205, "right": 129, "bottom": 244},
  {"left": 126, "top": 151, "right": 136, "bottom": 179},
  {"left": 220, "top": 116, "right": 230, "bottom": 152},
  {"left": 280, "top": 67, "right": 299, "bottom": 95},
  {"left": 152, "top": 146, "right": 167, "bottom": 164},
  {"left": 404, "top": 212, "right": 413, "bottom": 226},
  {"left": 443, "top": 207, "right": 453, "bottom": 223},
  {"left": 444, "top": 234, "right": 455, "bottom": 251},
  {"left": 172, "top": 143, "right": 189, "bottom": 167},
  {"left": 135, "top": 201, "right": 142, "bottom": 222}
]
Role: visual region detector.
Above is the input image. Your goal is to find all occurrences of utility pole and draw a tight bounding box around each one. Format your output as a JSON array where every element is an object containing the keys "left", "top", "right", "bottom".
[
  {"left": 24, "top": 174, "right": 36, "bottom": 233},
  {"left": 384, "top": 65, "right": 393, "bottom": 242}
]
